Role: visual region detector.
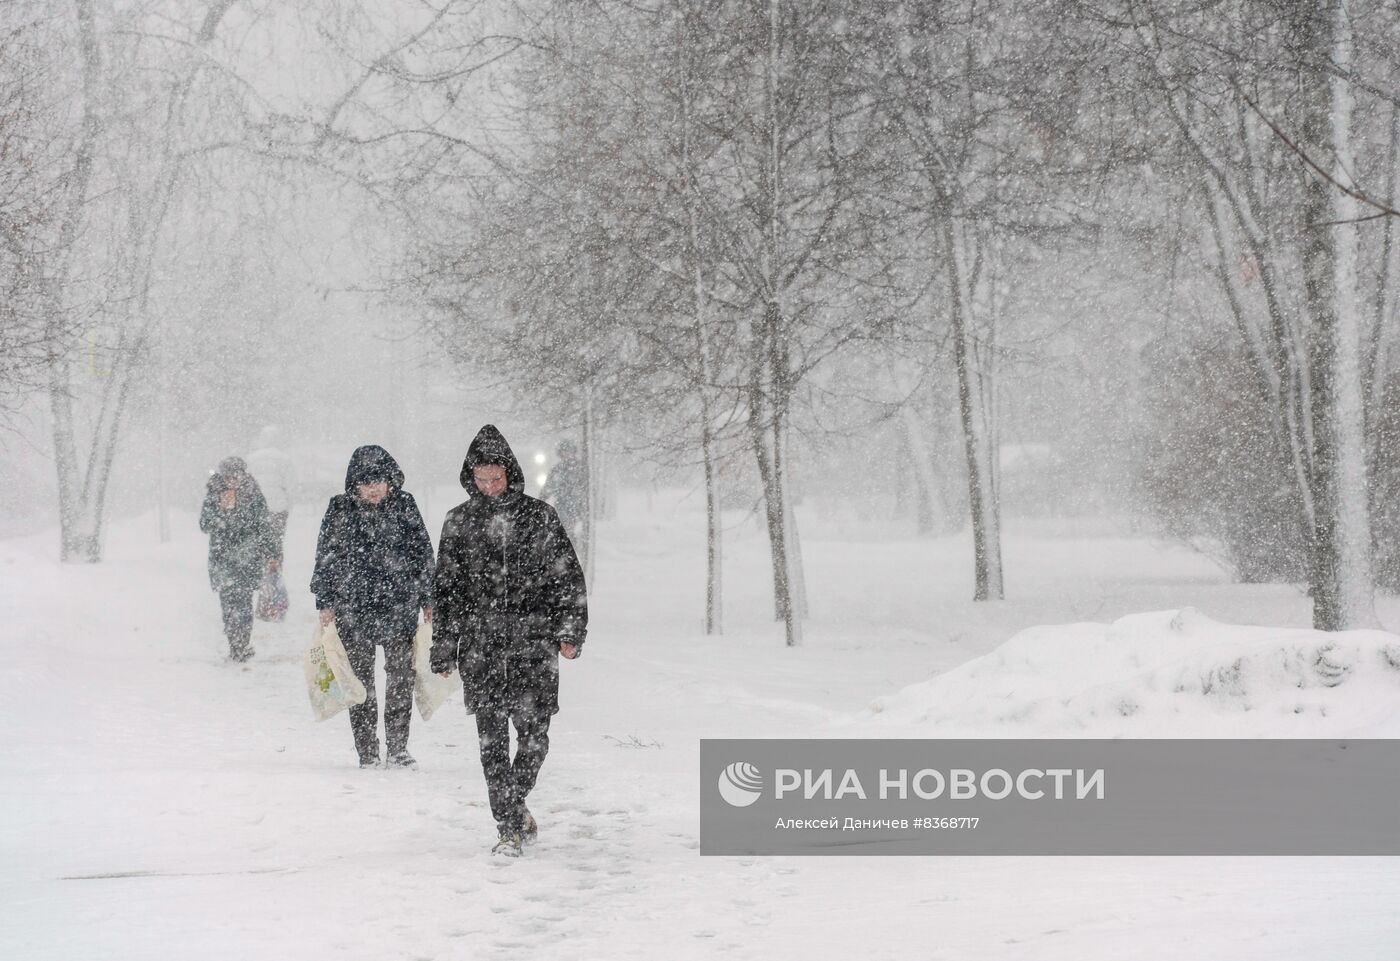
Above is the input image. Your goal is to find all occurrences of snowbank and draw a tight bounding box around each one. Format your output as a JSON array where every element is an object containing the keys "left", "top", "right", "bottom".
[{"left": 863, "top": 609, "right": 1400, "bottom": 738}]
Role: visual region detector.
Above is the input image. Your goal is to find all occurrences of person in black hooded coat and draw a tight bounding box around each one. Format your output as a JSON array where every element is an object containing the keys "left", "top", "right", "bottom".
[
  {"left": 311, "top": 445, "right": 434, "bottom": 768},
  {"left": 430, "top": 425, "right": 588, "bottom": 854},
  {"left": 200, "top": 456, "right": 278, "bottom": 661}
]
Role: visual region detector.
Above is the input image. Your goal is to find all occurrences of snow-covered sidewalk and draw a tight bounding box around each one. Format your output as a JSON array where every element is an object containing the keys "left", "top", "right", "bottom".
[{"left": 3, "top": 498, "right": 1400, "bottom": 960}]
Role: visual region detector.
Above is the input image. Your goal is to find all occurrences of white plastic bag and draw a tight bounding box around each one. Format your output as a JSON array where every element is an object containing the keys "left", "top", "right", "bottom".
[
  {"left": 413, "top": 621, "right": 460, "bottom": 721},
  {"left": 304, "top": 622, "right": 367, "bottom": 721}
]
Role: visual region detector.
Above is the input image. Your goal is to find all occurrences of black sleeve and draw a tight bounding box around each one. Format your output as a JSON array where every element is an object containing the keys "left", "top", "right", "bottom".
[
  {"left": 542, "top": 505, "right": 588, "bottom": 646},
  {"left": 429, "top": 512, "right": 462, "bottom": 672},
  {"left": 198, "top": 483, "right": 225, "bottom": 534},
  {"left": 402, "top": 493, "right": 435, "bottom": 608},
  {"left": 309, "top": 500, "right": 342, "bottom": 610}
]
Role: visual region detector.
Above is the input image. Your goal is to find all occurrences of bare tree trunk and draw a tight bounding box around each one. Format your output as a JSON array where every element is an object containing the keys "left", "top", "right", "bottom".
[
  {"left": 581, "top": 385, "right": 597, "bottom": 587},
  {"left": 944, "top": 218, "right": 1003, "bottom": 601},
  {"left": 50, "top": 0, "right": 101, "bottom": 562},
  {"left": 745, "top": 305, "right": 804, "bottom": 645},
  {"left": 1366, "top": 100, "right": 1400, "bottom": 437},
  {"left": 701, "top": 410, "right": 723, "bottom": 634},
  {"left": 754, "top": 0, "right": 802, "bottom": 646},
  {"left": 749, "top": 382, "right": 802, "bottom": 646},
  {"left": 49, "top": 0, "right": 234, "bottom": 561},
  {"left": 976, "top": 236, "right": 1005, "bottom": 558},
  {"left": 692, "top": 272, "right": 723, "bottom": 634},
  {"left": 1143, "top": 29, "right": 1323, "bottom": 571},
  {"left": 900, "top": 405, "right": 950, "bottom": 535},
  {"left": 51, "top": 357, "right": 87, "bottom": 560},
  {"left": 678, "top": 11, "right": 722, "bottom": 635},
  {"left": 692, "top": 275, "right": 724, "bottom": 634},
  {"left": 784, "top": 486, "right": 808, "bottom": 619},
  {"left": 77, "top": 350, "right": 141, "bottom": 560},
  {"left": 1304, "top": 0, "right": 1376, "bottom": 630},
  {"left": 1199, "top": 180, "right": 1319, "bottom": 558}
]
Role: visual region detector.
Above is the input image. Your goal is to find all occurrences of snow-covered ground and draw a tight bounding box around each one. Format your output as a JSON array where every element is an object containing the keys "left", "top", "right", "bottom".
[{"left": 4, "top": 490, "right": 1400, "bottom": 960}]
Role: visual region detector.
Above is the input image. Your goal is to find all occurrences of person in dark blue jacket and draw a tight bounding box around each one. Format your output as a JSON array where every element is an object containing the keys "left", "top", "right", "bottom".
[{"left": 311, "top": 445, "right": 434, "bottom": 768}]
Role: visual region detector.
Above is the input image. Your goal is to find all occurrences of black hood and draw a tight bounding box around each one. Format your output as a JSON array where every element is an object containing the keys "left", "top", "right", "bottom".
[
  {"left": 460, "top": 424, "right": 526, "bottom": 495},
  {"left": 344, "top": 445, "right": 405, "bottom": 495}
]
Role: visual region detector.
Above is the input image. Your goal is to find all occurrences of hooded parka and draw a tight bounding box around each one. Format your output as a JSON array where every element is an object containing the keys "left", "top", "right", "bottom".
[
  {"left": 200, "top": 457, "right": 277, "bottom": 593},
  {"left": 310, "top": 445, "right": 434, "bottom": 765},
  {"left": 310, "top": 445, "right": 435, "bottom": 637},
  {"left": 429, "top": 425, "right": 588, "bottom": 715}
]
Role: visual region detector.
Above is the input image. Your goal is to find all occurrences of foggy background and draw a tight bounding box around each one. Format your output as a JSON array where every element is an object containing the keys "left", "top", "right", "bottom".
[{"left": 3, "top": 0, "right": 1398, "bottom": 632}]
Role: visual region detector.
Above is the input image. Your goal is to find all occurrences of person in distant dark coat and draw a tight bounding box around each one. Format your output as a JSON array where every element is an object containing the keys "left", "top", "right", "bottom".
[
  {"left": 245, "top": 424, "right": 296, "bottom": 562},
  {"left": 311, "top": 445, "right": 434, "bottom": 769},
  {"left": 200, "top": 457, "right": 277, "bottom": 662},
  {"left": 430, "top": 425, "right": 588, "bottom": 857},
  {"left": 539, "top": 438, "right": 588, "bottom": 544}
]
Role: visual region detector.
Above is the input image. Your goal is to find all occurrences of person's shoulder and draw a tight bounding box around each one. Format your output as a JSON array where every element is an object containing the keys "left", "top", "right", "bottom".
[
  {"left": 520, "top": 493, "right": 561, "bottom": 522},
  {"left": 441, "top": 499, "right": 474, "bottom": 527}
]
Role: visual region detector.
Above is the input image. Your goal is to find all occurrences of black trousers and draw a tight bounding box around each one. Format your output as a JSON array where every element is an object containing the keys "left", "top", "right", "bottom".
[
  {"left": 218, "top": 585, "right": 254, "bottom": 658},
  {"left": 340, "top": 618, "right": 415, "bottom": 763},
  {"left": 475, "top": 706, "right": 552, "bottom": 833}
]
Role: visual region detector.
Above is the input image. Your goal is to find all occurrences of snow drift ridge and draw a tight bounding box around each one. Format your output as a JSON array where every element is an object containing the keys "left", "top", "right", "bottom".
[{"left": 864, "top": 609, "right": 1400, "bottom": 738}]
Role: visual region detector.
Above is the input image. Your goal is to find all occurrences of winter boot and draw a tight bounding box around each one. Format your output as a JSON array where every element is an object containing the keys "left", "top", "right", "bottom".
[
  {"left": 520, "top": 807, "right": 538, "bottom": 844},
  {"left": 227, "top": 620, "right": 254, "bottom": 662},
  {"left": 492, "top": 829, "right": 523, "bottom": 858},
  {"left": 386, "top": 750, "right": 417, "bottom": 769}
]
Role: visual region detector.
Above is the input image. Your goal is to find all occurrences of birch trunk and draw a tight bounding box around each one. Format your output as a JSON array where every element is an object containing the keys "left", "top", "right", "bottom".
[
  {"left": 49, "top": 0, "right": 101, "bottom": 562},
  {"left": 1304, "top": 0, "right": 1377, "bottom": 629},
  {"left": 690, "top": 219, "right": 723, "bottom": 633},
  {"left": 754, "top": 0, "right": 802, "bottom": 645},
  {"left": 944, "top": 219, "right": 1003, "bottom": 601},
  {"left": 749, "top": 389, "right": 803, "bottom": 646},
  {"left": 679, "top": 14, "right": 722, "bottom": 635}
]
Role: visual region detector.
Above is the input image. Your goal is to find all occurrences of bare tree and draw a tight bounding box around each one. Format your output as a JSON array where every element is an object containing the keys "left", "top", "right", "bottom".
[
  {"left": 37, "top": 0, "right": 247, "bottom": 561},
  {"left": 857, "top": 0, "right": 1064, "bottom": 601},
  {"left": 0, "top": 8, "right": 79, "bottom": 417},
  {"left": 1081, "top": 0, "right": 1393, "bottom": 628}
]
